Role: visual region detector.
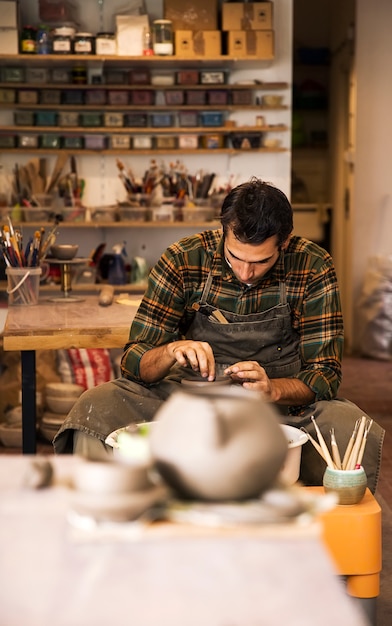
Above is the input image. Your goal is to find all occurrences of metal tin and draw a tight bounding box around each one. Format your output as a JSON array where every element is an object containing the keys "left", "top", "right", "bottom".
[
  {"left": 164, "top": 90, "right": 184, "bottom": 105},
  {"left": 40, "top": 134, "right": 61, "bottom": 149},
  {"left": 40, "top": 89, "right": 62, "bottom": 105},
  {"left": 74, "top": 32, "right": 95, "bottom": 55},
  {"left": 63, "top": 90, "right": 84, "bottom": 105},
  {"left": 80, "top": 112, "right": 102, "bottom": 127},
  {"left": 3, "top": 67, "right": 25, "bottom": 82},
  {"left": 200, "top": 71, "right": 226, "bottom": 84},
  {"left": 151, "top": 113, "right": 174, "bottom": 127},
  {"left": 0, "top": 134, "right": 16, "bottom": 148},
  {"left": 26, "top": 67, "right": 49, "bottom": 83},
  {"left": 105, "top": 70, "right": 128, "bottom": 85},
  {"left": 130, "top": 90, "right": 154, "bottom": 105},
  {"left": 62, "top": 135, "right": 84, "bottom": 149},
  {"left": 108, "top": 90, "right": 129, "bottom": 105},
  {"left": 51, "top": 68, "right": 71, "bottom": 83},
  {"left": 155, "top": 136, "right": 177, "bottom": 149},
  {"left": 0, "top": 89, "right": 16, "bottom": 103},
  {"left": 133, "top": 135, "right": 153, "bottom": 149},
  {"left": 14, "top": 111, "right": 35, "bottom": 126},
  {"left": 18, "top": 134, "right": 39, "bottom": 148},
  {"left": 123, "top": 113, "right": 148, "bottom": 127},
  {"left": 130, "top": 70, "right": 150, "bottom": 85},
  {"left": 179, "top": 135, "right": 199, "bottom": 149},
  {"left": 84, "top": 135, "right": 107, "bottom": 150},
  {"left": 36, "top": 111, "right": 58, "bottom": 126},
  {"left": 208, "top": 90, "right": 229, "bottom": 105},
  {"left": 176, "top": 70, "right": 199, "bottom": 85},
  {"left": 201, "top": 134, "right": 224, "bottom": 149},
  {"left": 110, "top": 135, "right": 131, "bottom": 149},
  {"left": 200, "top": 111, "right": 224, "bottom": 127},
  {"left": 58, "top": 112, "right": 79, "bottom": 127},
  {"left": 186, "top": 90, "right": 206, "bottom": 105},
  {"left": 104, "top": 113, "right": 124, "bottom": 127},
  {"left": 178, "top": 111, "right": 199, "bottom": 127},
  {"left": 231, "top": 90, "right": 253, "bottom": 105},
  {"left": 85, "top": 90, "right": 107, "bottom": 105},
  {"left": 95, "top": 32, "right": 116, "bottom": 56},
  {"left": 18, "top": 90, "right": 39, "bottom": 104}
]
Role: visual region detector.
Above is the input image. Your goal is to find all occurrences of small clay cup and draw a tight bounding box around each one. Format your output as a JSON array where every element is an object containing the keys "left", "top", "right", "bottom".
[{"left": 323, "top": 466, "right": 368, "bottom": 505}]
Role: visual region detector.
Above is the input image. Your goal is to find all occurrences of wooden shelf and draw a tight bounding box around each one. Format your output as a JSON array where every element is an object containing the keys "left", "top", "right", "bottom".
[
  {"left": 1, "top": 124, "right": 288, "bottom": 134},
  {"left": 0, "top": 147, "right": 288, "bottom": 155},
  {"left": 0, "top": 81, "right": 289, "bottom": 91}
]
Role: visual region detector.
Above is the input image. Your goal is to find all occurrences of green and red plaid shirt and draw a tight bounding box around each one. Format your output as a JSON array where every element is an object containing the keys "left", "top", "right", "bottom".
[{"left": 122, "top": 230, "right": 343, "bottom": 400}]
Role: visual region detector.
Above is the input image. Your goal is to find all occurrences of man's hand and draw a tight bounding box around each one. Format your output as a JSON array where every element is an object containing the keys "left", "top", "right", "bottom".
[
  {"left": 139, "top": 340, "right": 216, "bottom": 383},
  {"left": 224, "top": 361, "right": 315, "bottom": 406},
  {"left": 170, "top": 340, "right": 216, "bottom": 380}
]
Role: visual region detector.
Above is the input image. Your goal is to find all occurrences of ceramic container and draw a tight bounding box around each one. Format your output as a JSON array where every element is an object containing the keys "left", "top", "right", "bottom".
[
  {"left": 279, "top": 424, "right": 309, "bottom": 485},
  {"left": 50, "top": 244, "right": 79, "bottom": 260},
  {"left": 149, "top": 385, "right": 288, "bottom": 501},
  {"left": 323, "top": 466, "right": 368, "bottom": 505}
]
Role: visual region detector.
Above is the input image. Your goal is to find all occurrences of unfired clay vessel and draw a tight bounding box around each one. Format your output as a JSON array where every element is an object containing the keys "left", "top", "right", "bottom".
[{"left": 149, "top": 385, "right": 288, "bottom": 501}]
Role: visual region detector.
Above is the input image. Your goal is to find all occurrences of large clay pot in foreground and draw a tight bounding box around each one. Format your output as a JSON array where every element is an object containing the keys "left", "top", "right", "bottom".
[{"left": 149, "top": 385, "right": 288, "bottom": 501}]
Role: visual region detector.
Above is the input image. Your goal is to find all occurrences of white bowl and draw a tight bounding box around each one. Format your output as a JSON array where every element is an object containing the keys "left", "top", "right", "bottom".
[
  {"left": 45, "top": 394, "right": 78, "bottom": 414},
  {"left": 72, "top": 459, "right": 153, "bottom": 495},
  {"left": 278, "top": 424, "right": 309, "bottom": 485},
  {"left": 0, "top": 424, "right": 22, "bottom": 448},
  {"left": 45, "top": 382, "right": 84, "bottom": 398}
]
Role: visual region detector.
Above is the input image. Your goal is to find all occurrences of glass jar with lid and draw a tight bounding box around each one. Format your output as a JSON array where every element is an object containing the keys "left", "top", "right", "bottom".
[
  {"left": 152, "top": 20, "right": 173, "bottom": 55},
  {"left": 74, "top": 32, "right": 95, "bottom": 55},
  {"left": 52, "top": 26, "right": 75, "bottom": 54}
]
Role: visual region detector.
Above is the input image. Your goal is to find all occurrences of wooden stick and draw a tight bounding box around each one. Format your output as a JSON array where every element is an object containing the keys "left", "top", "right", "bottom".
[
  {"left": 310, "top": 415, "right": 336, "bottom": 469},
  {"left": 346, "top": 415, "right": 367, "bottom": 470},
  {"left": 330, "top": 428, "right": 342, "bottom": 470},
  {"left": 355, "top": 419, "right": 373, "bottom": 468},
  {"left": 300, "top": 427, "right": 327, "bottom": 462},
  {"left": 342, "top": 418, "right": 360, "bottom": 470}
]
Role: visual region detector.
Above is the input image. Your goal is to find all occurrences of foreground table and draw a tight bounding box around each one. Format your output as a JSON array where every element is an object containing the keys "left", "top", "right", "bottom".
[
  {"left": 0, "top": 456, "right": 370, "bottom": 626},
  {"left": 3, "top": 295, "right": 139, "bottom": 453}
]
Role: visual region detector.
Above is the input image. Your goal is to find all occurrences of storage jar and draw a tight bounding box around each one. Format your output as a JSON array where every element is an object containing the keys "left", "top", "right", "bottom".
[
  {"left": 74, "top": 33, "right": 95, "bottom": 55},
  {"left": 95, "top": 32, "right": 116, "bottom": 56},
  {"left": 52, "top": 27, "right": 75, "bottom": 54},
  {"left": 152, "top": 20, "right": 173, "bottom": 55}
]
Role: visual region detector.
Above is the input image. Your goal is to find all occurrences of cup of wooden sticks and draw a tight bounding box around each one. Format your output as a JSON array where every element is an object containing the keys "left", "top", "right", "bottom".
[{"left": 302, "top": 415, "right": 372, "bottom": 505}]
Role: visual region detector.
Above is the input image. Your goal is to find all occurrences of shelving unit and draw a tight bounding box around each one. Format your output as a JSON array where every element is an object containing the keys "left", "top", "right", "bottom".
[{"left": 0, "top": 54, "right": 289, "bottom": 155}]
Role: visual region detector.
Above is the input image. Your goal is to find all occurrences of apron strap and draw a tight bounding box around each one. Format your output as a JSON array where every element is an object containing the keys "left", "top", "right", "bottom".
[{"left": 200, "top": 271, "right": 214, "bottom": 305}]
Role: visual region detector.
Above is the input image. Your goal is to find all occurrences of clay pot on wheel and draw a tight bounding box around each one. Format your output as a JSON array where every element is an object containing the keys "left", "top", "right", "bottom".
[{"left": 149, "top": 385, "right": 288, "bottom": 501}]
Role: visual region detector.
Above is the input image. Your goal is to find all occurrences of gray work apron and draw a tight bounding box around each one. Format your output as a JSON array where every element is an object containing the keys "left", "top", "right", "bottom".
[{"left": 54, "top": 273, "right": 384, "bottom": 494}]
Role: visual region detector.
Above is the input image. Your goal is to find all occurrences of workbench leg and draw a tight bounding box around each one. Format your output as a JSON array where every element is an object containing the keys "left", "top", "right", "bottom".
[{"left": 21, "top": 350, "right": 37, "bottom": 454}]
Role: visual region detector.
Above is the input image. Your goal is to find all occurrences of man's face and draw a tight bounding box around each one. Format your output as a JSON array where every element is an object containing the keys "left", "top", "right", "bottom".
[{"left": 223, "top": 229, "right": 289, "bottom": 286}]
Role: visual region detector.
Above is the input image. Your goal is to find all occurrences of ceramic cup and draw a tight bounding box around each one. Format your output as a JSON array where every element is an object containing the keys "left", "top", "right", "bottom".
[{"left": 323, "top": 466, "right": 368, "bottom": 505}]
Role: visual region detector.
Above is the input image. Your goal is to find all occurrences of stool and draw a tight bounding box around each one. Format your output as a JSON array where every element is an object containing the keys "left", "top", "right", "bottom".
[{"left": 309, "top": 487, "right": 382, "bottom": 624}]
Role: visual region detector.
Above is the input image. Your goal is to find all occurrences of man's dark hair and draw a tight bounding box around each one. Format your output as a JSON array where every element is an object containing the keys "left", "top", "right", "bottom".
[{"left": 220, "top": 177, "right": 293, "bottom": 247}]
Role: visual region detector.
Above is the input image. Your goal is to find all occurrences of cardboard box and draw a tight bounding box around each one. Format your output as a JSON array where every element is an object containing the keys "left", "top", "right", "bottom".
[
  {"left": 226, "top": 30, "right": 274, "bottom": 59},
  {"left": 175, "top": 30, "right": 221, "bottom": 57},
  {"left": 222, "top": 2, "right": 273, "bottom": 31},
  {"left": 0, "top": 28, "right": 18, "bottom": 54},
  {"left": 164, "top": 0, "right": 218, "bottom": 30},
  {"left": 0, "top": 1, "right": 18, "bottom": 28}
]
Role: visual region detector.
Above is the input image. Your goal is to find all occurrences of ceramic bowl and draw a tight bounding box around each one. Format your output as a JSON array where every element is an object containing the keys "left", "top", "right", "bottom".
[
  {"left": 72, "top": 458, "right": 153, "bottom": 495},
  {"left": 45, "top": 382, "right": 84, "bottom": 398},
  {"left": 0, "top": 423, "right": 22, "bottom": 448},
  {"left": 50, "top": 244, "right": 79, "bottom": 260},
  {"left": 45, "top": 394, "right": 78, "bottom": 414},
  {"left": 262, "top": 94, "right": 284, "bottom": 107},
  {"left": 278, "top": 424, "right": 309, "bottom": 485},
  {"left": 323, "top": 466, "right": 368, "bottom": 505}
]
